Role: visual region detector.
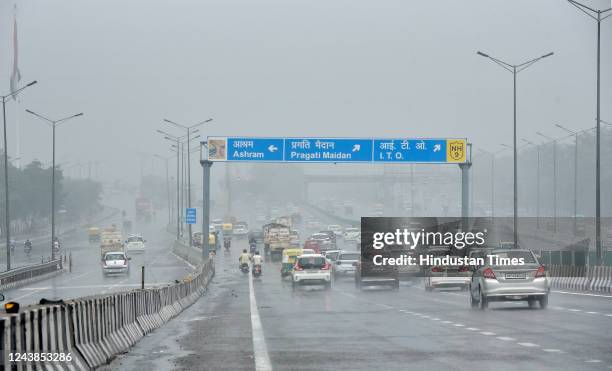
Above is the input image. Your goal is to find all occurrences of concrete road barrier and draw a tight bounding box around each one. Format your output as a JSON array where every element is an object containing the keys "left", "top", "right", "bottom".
[
  {"left": 0, "top": 259, "right": 64, "bottom": 291},
  {"left": 1, "top": 259, "right": 214, "bottom": 370},
  {"left": 549, "top": 264, "right": 612, "bottom": 294}
]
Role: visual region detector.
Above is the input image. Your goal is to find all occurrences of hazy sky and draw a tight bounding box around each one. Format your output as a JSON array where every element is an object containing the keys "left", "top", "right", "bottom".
[{"left": 0, "top": 0, "right": 610, "bottom": 183}]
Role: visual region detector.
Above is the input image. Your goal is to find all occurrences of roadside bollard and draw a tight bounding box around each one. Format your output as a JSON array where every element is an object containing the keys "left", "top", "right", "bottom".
[{"left": 141, "top": 266, "right": 145, "bottom": 289}]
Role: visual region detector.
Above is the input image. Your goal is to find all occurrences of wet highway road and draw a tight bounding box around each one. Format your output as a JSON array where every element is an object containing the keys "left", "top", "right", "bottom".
[
  {"left": 1, "top": 211, "right": 195, "bottom": 307},
  {"left": 102, "top": 235, "right": 612, "bottom": 371}
]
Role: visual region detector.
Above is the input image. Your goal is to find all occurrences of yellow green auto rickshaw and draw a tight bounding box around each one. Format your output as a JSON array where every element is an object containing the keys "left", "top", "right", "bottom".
[{"left": 281, "top": 248, "right": 303, "bottom": 278}]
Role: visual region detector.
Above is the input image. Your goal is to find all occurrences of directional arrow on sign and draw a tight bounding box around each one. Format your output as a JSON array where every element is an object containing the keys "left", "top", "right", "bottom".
[
  {"left": 352, "top": 144, "right": 361, "bottom": 152},
  {"left": 268, "top": 145, "right": 278, "bottom": 152}
]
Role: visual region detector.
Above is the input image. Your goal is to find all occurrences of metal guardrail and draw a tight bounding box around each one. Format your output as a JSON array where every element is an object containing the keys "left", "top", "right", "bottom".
[{"left": 0, "top": 259, "right": 62, "bottom": 289}]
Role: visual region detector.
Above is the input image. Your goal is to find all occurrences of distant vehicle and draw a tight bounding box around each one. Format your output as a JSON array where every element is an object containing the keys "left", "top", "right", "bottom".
[
  {"left": 423, "top": 247, "right": 471, "bottom": 291},
  {"left": 469, "top": 249, "right": 550, "bottom": 310},
  {"left": 303, "top": 240, "right": 321, "bottom": 254},
  {"left": 100, "top": 229, "right": 124, "bottom": 259},
  {"left": 309, "top": 233, "right": 335, "bottom": 251},
  {"left": 263, "top": 223, "right": 291, "bottom": 261},
  {"left": 125, "top": 235, "right": 146, "bottom": 253},
  {"left": 327, "top": 225, "right": 343, "bottom": 237},
  {"left": 281, "top": 248, "right": 303, "bottom": 277},
  {"left": 291, "top": 254, "right": 332, "bottom": 290},
  {"left": 322, "top": 250, "right": 341, "bottom": 262},
  {"left": 343, "top": 227, "right": 360, "bottom": 241},
  {"left": 88, "top": 227, "right": 101, "bottom": 243},
  {"left": 355, "top": 250, "right": 399, "bottom": 290},
  {"left": 102, "top": 251, "right": 130, "bottom": 276},
  {"left": 289, "top": 230, "right": 301, "bottom": 247},
  {"left": 222, "top": 223, "right": 233, "bottom": 237},
  {"left": 333, "top": 251, "right": 360, "bottom": 278},
  {"left": 256, "top": 215, "right": 266, "bottom": 224},
  {"left": 212, "top": 219, "right": 224, "bottom": 231},
  {"left": 234, "top": 222, "right": 249, "bottom": 239}
]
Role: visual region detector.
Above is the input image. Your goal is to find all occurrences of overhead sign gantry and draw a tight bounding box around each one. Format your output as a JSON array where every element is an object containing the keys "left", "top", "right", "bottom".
[{"left": 206, "top": 137, "right": 467, "bottom": 163}]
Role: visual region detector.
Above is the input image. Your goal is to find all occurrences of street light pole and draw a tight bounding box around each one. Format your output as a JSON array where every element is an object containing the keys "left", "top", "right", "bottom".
[
  {"left": 163, "top": 118, "right": 212, "bottom": 248},
  {"left": 536, "top": 131, "right": 559, "bottom": 233},
  {"left": 25, "top": 109, "right": 84, "bottom": 260},
  {"left": 477, "top": 51, "right": 553, "bottom": 247},
  {"left": 522, "top": 138, "right": 541, "bottom": 228},
  {"left": 567, "top": 0, "right": 611, "bottom": 265},
  {"left": 555, "top": 124, "right": 579, "bottom": 235},
  {"left": 1, "top": 81, "right": 36, "bottom": 271},
  {"left": 477, "top": 146, "right": 507, "bottom": 219}
]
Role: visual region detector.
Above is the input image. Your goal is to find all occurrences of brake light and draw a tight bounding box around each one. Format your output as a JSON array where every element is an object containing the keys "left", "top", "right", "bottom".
[
  {"left": 431, "top": 266, "right": 443, "bottom": 273},
  {"left": 458, "top": 266, "right": 469, "bottom": 273},
  {"left": 535, "top": 265, "right": 546, "bottom": 278},
  {"left": 483, "top": 267, "right": 496, "bottom": 280}
]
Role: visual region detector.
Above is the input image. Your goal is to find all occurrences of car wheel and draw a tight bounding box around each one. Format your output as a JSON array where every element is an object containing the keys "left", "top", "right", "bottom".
[
  {"left": 539, "top": 295, "right": 548, "bottom": 309},
  {"left": 479, "top": 288, "right": 488, "bottom": 310},
  {"left": 528, "top": 298, "right": 537, "bottom": 309}
]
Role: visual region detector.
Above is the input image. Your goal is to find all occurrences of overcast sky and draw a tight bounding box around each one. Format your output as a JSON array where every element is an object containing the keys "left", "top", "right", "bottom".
[{"left": 0, "top": 0, "right": 610, "bottom": 183}]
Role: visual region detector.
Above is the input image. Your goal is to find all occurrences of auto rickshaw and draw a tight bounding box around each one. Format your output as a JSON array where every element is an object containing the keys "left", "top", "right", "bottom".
[
  {"left": 222, "top": 223, "right": 233, "bottom": 237},
  {"left": 281, "top": 248, "right": 303, "bottom": 277},
  {"left": 88, "top": 227, "right": 101, "bottom": 243}
]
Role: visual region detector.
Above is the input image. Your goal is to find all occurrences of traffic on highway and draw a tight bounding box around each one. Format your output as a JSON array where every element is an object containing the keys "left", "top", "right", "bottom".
[{"left": 1, "top": 0, "right": 612, "bottom": 370}]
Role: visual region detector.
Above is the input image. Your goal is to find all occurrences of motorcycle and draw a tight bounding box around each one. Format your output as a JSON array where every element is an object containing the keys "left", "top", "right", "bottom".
[
  {"left": 249, "top": 242, "right": 257, "bottom": 254},
  {"left": 240, "top": 263, "right": 249, "bottom": 274},
  {"left": 252, "top": 264, "right": 262, "bottom": 278},
  {"left": 24, "top": 242, "right": 32, "bottom": 257}
]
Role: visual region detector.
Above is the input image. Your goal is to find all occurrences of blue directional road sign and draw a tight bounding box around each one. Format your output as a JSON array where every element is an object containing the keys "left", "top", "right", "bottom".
[
  {"left": 373, "top": 139, "right": 448, "bottom": 163},
  {"left": 185, "top": 208, "right": 196, "bottom": 225},
  {"left": 207, "top": 137, "right": 467, "bottom": 163},
  {"left": 208, "top": 137, "right": 284, "bottom": 162},
  {"left": 284, "top": 138, "right": 373, "bottom": 162}
]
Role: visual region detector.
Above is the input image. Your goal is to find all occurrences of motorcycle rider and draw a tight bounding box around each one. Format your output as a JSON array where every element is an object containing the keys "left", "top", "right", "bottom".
[
  {"left": 24, "top": 239, "right": 32, "bottom": 252},
  {"left": 238, "top": 249, "right": 250, "bottom": 270},
  {"left": 251, "top": 251, "right": 263, "bottom": 276}
]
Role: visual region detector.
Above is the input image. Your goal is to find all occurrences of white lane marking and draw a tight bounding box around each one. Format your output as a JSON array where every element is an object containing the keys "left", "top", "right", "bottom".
[
  {"left": 249, "top": 270, "right": 272, "bottom": 371},
  {"left": 465, "top": 327, "right": 480, "bottom": 331},
  {"left": 584, "top": 360, "right": 602, "bottom": 363},
  {"left": 11, "top": 270, "right": 92, "bottom": 301},
  {"left": 171, "top": 251, "right": 196, "bottom": 270},
  {"left": 543, "top": 349, "right": 563, "bottom": 353},
  {"left": 480, "top": 332, "right": 495, "bottom": 336},
  {"left": 453, "top": 324, "right": 464, "bottom": 327},
  {"left": 605, "top": 314, "right": 612, "bottom": 317},
  {"left": 517, "top": 343, "right": 540, "bottom": 347},
  {"left": 431, "top": 318, "right": 440, "bottom": 321},
  {"left": 568, "top": 309, "right": 582, "bottom": 312},
  {"left": 441, "top": 321, "right": 453, "bottom": 324},
  {"left": 553, "top": 290, "right": 612, "bottom": 298},
  {"left": 586, "top": 311, "right": 599, "bottom": 314},
  {"left": 497, "top": 337, "right": 515, "bottom": 341}
]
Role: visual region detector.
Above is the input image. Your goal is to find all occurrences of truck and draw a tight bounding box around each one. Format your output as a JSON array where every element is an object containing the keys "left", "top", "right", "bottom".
[
  {"left": 100, "top": 228, "right": 124, "bottom": 259},
  {"left": 263, "top": 222, "right": 291, "bottom": 262},
  {"left": 135, "top": 197, "right": 153, "bottom": 222}
]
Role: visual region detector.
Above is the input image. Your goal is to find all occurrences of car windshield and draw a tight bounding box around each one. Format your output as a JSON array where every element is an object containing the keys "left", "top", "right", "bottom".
[
  {"left": 339, "top": 253, "right": 360, "bottom": 261},
  {"left": 326, "top": 252, "right": 339, "bottom": 261},
  {"left": 105, "top": 254, "right": 125, "bottom": 261},
  {"left": 297, "top": 257, "right": 326, "bottom": 269},
  {"left": 489, "top": 250, "right": 537, "bottom": 265}
]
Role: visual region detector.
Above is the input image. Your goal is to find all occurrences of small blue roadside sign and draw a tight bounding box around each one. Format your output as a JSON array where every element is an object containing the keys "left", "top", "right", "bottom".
[
  {"left": 185, "top": 208, "right": 196, "bottom": 225},
  {"left": 207, "top": 137, "right": 467, "bottom": 163}
]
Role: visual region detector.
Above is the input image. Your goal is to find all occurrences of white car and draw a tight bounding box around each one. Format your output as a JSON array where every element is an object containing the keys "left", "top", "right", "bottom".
[
  {"left": 343, "top": 227, "right": 360, "bottom": 241},
  {"left": 333, "top": 251, "right": 360, "bottom": 278},
  {"left": 125, "top": 235, "right": 146, "bottom": 253},
  {"left": 291, "top": 254, "right": 332, "bottom": 290},
  {"left": 327, "top": 225, "right": 343, "bottom": 237},
  {"left": 102, "top": 251, "right": 130, "bottom": 275}
]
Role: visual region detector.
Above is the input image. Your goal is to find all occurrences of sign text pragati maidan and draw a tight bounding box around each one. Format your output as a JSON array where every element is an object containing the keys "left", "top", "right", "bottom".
[{"left": 206, "top": 137, "right": 467, "bottom": 163}]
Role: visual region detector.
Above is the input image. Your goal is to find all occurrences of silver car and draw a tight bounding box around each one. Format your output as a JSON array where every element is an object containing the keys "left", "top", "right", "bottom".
[
  {"left": 333, "top": 251, "right": 360, "bottom": 278},
  {"left": 469, "top": 249, "right": 550, "bottom": 310}
]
